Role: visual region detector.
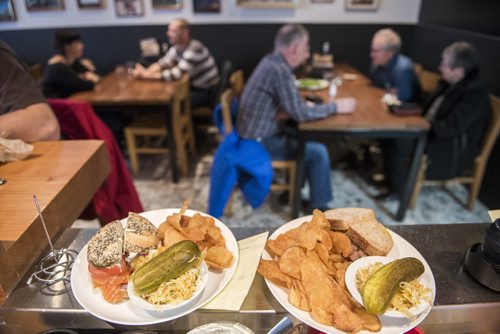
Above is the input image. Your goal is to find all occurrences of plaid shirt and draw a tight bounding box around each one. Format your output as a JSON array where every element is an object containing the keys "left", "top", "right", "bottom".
[{"left": 236, "top": 51, "right": 336, "bottom": 139}]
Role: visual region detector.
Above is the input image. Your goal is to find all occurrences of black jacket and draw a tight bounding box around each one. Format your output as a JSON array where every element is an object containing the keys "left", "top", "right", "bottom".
[{"left": 424, "top": 69, "right": 490, "bottom": 180}]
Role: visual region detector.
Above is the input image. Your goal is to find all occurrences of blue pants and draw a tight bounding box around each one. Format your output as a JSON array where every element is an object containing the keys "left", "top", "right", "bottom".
[{"left": 261, "top": 135, "right": 333, "bottom": 209}]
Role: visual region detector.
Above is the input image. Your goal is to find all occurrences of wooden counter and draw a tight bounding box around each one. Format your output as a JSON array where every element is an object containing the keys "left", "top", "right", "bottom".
[{"left": 0, "top": 140, "right": 110, "bottom": 296}]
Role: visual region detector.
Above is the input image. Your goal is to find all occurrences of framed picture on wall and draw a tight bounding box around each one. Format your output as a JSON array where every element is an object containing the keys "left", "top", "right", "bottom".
[
  {"left": 311, "top": 0, "right": 334, "bottom": 3},
  {"left": 345, "top": 0, "right": 380, "bottom": 11},
  {"left": 237, "top": 0, "right": 296, "bottom": 9},
  {"left": 115, "top": 0, "right": 144, "bottom": 16},
  {"left": 193, "top": 0, "right": 219, "bottom": 13},
  {"left": 152, "top": 0, "right": 182, "bottom": 9},
  {"left": 77, "top": 0, "right": 104, "bottom": 9},
  {"left": 25, "top": 0, "right": 65, "bottom": 11},
  {"left": 0, "top": 0, "right": 16, "bottom": 21}
]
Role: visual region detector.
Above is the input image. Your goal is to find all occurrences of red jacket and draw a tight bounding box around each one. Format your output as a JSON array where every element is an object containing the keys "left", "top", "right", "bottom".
[{"left": 48, "top": 99, "right": 143, "bottom": 222}]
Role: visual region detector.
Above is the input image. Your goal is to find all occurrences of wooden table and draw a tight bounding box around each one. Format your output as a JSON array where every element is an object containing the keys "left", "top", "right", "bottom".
[
  {"left": 70, "top": 73, "right": 181, "bottom": 182},
  {"left": 0, "top": 140, "right": 110, "bottom": 296},
  {"left": 293, "top": 64, "right": 431, "bottom": 221}
]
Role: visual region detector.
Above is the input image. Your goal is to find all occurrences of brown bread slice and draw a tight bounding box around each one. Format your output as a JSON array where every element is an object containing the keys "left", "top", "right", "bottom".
[
  {"left": 345, "top": 219, "right": 393, "bottom": 256},
  {"left": 324, "top": 208, "right": 376, "bottom": 231}
]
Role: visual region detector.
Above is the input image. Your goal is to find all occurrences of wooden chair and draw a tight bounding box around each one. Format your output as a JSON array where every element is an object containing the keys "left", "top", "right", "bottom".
[
  {"left": 410, "top": 95, "right": 500, "bottom": 210},
  {"left": 414, "top": 63, "right": 424, "bottom": 78},
  {"left": 219, "top": 89, "right": 297, "bottom": 215},
  {"left": 191, "top": 60, "right": 234, "bottom": 132},
  {"left": 124, "top": 75, "right": 196, "bottom": 177},
  {"left": 229, "top": 69, "right": 244, "bottom": 98},
  {"left": 420, "top": 69, "right": 441, "bottom": 94}
]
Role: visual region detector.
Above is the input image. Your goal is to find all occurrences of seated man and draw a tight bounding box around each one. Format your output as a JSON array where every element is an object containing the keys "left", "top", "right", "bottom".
[
  {"left": 0, "top": 40, "right": 60, "bottom": 142},
  {"left": 384, "top": 41, "right": 490, "bottom": 198},
  {"left": 369, "top": 29, "right": 422, "bottom": 199},
  {"left": 134, "top": 18, "right": 220, "bottom": 108},
  {"left": 236, "top": 24, "right": 356, "bottom": 212},
  {"left": 370, "top": 28, "right": 421, "bottom": 102}
]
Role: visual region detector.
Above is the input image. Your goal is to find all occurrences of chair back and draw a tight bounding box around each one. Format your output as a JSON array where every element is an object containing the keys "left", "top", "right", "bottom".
[
  {"left": 229, "top": 70, "right": 244, "bottom": 98},
  {"left": 172, "top": 75, "right": 196, "bottom": 172},
  {"left": 478, "top": 95, "right": 500, "bottom": 163},
  {"left": 414, "top": 63, "right": 424, "bottom": 78},
  {"left": 420, "top": 70, "right": 441, "bottom": 93},
  {"left": 220, "top": 89, "right": 234, "bottom": 135}
]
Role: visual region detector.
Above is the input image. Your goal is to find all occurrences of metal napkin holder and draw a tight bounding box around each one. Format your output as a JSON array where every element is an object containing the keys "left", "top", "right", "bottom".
[{"left": 27, "top": 195, "right": 77, "bottom": 286}]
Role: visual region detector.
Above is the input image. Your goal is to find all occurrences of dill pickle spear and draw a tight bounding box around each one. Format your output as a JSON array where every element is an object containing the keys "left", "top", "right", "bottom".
[
  {"left": 362, "top": 257, "right": 425, "bottom": 315},
  {"left": 132, "top": 240, "right": 201, "bottom": 295}
]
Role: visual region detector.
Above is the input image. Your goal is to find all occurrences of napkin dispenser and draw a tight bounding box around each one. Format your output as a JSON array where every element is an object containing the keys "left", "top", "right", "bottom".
[{"left": 463, "top": 219, "right": 500, "bottom": 292}]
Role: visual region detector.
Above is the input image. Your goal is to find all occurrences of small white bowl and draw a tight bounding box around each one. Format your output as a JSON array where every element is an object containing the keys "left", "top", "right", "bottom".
[
  {"left": 345, "top": 256, "right": 431, "bottom": 318},
  {"left": 128, "top": 261, "right": 208, "bottom": 312}
]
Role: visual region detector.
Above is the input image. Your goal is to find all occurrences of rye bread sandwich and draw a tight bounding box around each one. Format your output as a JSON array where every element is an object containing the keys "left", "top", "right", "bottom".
[
  {"left": 324, "top": 208, "right": 393, "bottom": 256},
  {"left": 87, "top": 220, "right": 124, "bottom": 267}
]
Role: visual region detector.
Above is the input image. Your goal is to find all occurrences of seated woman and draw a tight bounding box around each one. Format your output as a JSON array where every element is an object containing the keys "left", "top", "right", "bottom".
[{"left": 41, "top": 30, "right": 100, "bottom": 98}]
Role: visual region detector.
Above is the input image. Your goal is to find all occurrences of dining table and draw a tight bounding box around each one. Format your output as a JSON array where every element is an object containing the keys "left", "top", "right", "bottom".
[
  {"left": 293, "top": 64, "right": 431, "bottom": 221},
  {"left": 1, "top": 222, "right": 499, "bottom": 334},
  {"left": 70, "top": 72, "right": 181, "bottom": 182},
  {"left": 0, "top": 140, "right": 110, "bottom": 300}
]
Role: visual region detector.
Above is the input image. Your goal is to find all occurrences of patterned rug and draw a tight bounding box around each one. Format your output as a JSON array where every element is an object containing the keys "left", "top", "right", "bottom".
[
  {"left": 131, "top": 154, "right": 491, "bottom": 229},
  {"left": 72, "top": 152, "right": 490, "bottom": 229}
]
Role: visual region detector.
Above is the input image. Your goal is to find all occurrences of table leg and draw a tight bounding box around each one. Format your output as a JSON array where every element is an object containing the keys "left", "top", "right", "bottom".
[
  {"left": 165, "top": 104, "right": 179, "bottom": 183},
  {"left": 396, "top": 132, "right": 427, "bottom": 221},
  {"left": 292, "top": 134, "right": 306, "bottom": 218}
]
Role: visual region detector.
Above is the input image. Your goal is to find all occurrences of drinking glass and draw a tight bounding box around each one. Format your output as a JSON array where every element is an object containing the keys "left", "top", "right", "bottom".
[{"left": 115, "top": 65, "right": 126, "bottom": 90}]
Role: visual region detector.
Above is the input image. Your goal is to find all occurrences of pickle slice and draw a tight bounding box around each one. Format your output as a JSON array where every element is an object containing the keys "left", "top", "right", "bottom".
[{"left": 362, "top": 257, "right": 425, "bottom": 315}]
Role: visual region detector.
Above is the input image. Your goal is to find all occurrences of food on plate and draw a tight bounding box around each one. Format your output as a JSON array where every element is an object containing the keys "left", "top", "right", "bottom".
[
  {"left": 358, "top": 257, "right": 430, "bottom": 318},
  {"left": 132, "top": 240, "right": 201, "bottom": 295},
  {"left": 157, "top": 201, "right": 234, "bottom": 270},
  {"left": 258, "top": 209, "right": 383, "bottom": 333},
  {"left": 296, "top": 78, "right": 328, "bottom": 90},
  {"left": 87, "top": 220, "right": 129, "bottom": 303},
  {"left": 124, "top": 212, "right": 158, "bottom": 255},
  {"left": 85, "top": 202, "right": 234, "bottom": 305},
  {"left": 325, "top": 208, "right": 393, "bottom": 257},
  {"left": 131, "top": 240, "right": 203, "bottom": 305}
]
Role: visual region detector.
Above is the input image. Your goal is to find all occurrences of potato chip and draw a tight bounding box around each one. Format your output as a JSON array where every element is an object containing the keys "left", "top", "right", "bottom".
[
  {"left": 279, "top": 246, "right": 307, "bottom": 279},
  {"left": 162, "top": 225, "right": 188, "bottom": 249},
  {"left": 288, "top": 279, "right": 311, "bottom": 311},
  {"left": 328, "top": 231, "right": 352, "bottom": 257},
  {"left": 206, "top": 245, "right": 234, "bottom": 269},
  {"left": 257, "top": 260, "right": 292, "bottom": 288}
]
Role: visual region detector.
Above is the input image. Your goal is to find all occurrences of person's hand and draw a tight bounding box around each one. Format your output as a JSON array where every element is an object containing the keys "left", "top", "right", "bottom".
[
  {"left": 335, "top": 97, "right": 356, "bottom": 114},
  {"left": 83, "top": 71, "right": 100, "bottom": 83},
  {"left": 133, "top": 64, "right": 147, "bottom": 78},
  {"left": 275, "top": 110, "right": 290, "bottom": 121},
  {"left": 80, "top": 58, "right": 96, "bottom": 72}
]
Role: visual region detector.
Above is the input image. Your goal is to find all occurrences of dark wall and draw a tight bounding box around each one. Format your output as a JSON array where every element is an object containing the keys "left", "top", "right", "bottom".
[
  {"left": 417, "top": 0, "right": 500, "bottom": 209},
  {"left": 0, "top": 23, "right": 414, "bottom": 79},
  {"left": 419, "top": 0, "right": 500, "bottom": 37}
]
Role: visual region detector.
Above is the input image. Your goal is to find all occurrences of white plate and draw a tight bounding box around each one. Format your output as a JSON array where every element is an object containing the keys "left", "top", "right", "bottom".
[
  {"left": 295, "top": 78, "right": 329, "bottom": 91},
  {"left": 71, "top": 208, "right": 239, "bottom": 325},
  {"left": 261, "top": 216, "right": 436, "bottom": 334},
  {"left": 128, "top": 261, "right": 209, "bottom": 312},
  {"left": 345, "top": 256, "right": 432, "bottom": 318}
]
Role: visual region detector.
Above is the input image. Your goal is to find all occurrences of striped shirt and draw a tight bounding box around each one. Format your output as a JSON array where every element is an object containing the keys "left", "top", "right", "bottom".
[
  {"left": 158, "top": 39, "right": 219, "bottom": 89},
  {"left": 236, "top": 51, "right": 337, "bottom": 139}
]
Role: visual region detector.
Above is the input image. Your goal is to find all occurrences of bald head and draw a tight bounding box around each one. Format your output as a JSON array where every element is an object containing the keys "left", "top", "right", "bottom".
[
  {"left": 167, "top": 18, "right": 190, "bottom": 47},
  {"left": 370, "top": 28, "right": 401, "bottom": 66}
]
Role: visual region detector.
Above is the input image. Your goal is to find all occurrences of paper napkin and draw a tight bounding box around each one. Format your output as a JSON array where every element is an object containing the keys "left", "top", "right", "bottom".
[
  {"left": 201, "top": 231, "right": 269, "bottom": 311},
  {"left": 488, "top": 210, "right": 500, "bottom": 222}
]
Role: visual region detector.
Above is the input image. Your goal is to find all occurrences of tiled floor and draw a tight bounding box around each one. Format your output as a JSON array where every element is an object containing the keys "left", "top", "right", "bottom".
[{"left": 72, "top": 152, "right": 491, "bottom": 229}]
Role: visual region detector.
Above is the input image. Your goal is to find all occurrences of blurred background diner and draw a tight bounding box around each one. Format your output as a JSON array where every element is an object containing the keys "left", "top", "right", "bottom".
[
  {"left": 1, "top": 0, "right": 497, "bottom": 225},
  {"left": 1, "top": 1, "right": 500, "bottom": 332}
]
